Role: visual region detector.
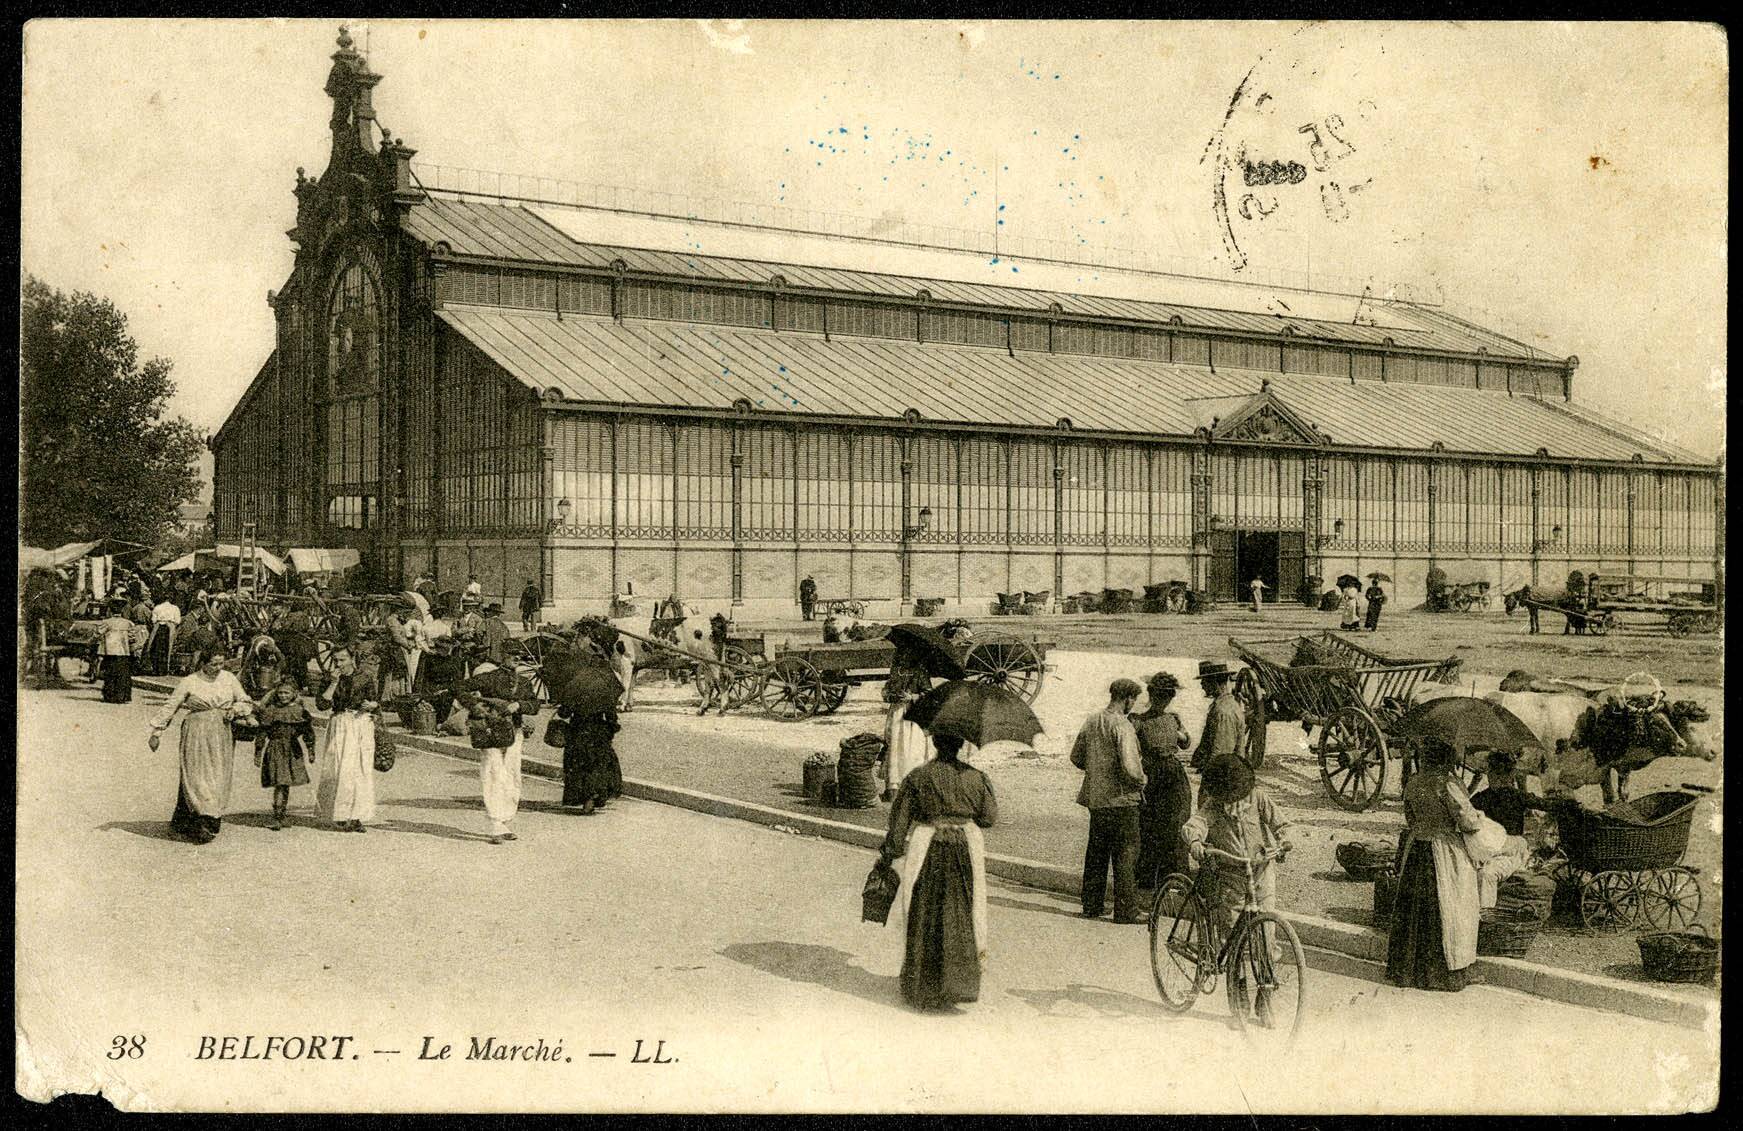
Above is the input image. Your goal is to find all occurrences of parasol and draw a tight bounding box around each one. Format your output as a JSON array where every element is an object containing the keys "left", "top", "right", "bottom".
[
  {"left": 400, "top": 590, "right": 431, "bottom": 620},
  {"left": 556, "top": 666, "right": 625, "bottom": 715},
  {"left": 904, "top": 680, "right": 1042, "bottom": 748},
  {"left": 1390, "top": 696, "right": 1542, "bottom": 757},
  {"left": 1367, "top": 572, "right": 1393, "bottom": 583},
  {"left": 884, "top": 623, "right": 968, "bottom": 679}
]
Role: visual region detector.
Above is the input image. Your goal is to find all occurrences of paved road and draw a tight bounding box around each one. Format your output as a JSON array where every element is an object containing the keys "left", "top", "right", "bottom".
[{"left": 17, "top": 685, "right": 1717, "bottom": 1113}]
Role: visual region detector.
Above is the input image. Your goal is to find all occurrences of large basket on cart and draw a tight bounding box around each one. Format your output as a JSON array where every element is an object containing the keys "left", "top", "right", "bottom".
[
  {"left": 1229, "top": 632, "right": 1463, "bottom": 813},
  {"left": 1543, "top": 788, "right": 1708, "bottom": 934}
]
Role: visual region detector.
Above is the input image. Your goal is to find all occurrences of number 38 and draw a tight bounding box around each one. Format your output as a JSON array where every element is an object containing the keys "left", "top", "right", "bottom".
[{"left": 107, "top": 1035, "right": 146, "bottom": 1060}]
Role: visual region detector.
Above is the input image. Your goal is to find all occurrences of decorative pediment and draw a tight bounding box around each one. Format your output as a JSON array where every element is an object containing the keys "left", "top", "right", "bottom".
[{"left": 1211, "top": 388, "right": 1325, "bottom": 445}]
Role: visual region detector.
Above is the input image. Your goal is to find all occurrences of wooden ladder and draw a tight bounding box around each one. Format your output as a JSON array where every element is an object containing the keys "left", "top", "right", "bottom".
[{"left": 237, "top": 521, "right": 259, "bottom": 595}]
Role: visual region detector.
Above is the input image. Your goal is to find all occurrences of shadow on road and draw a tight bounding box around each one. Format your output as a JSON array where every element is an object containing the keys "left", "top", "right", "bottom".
[
  {"left": 717, "top": 941, "right": 901, "bottom": 1010},
  {"left": 228, "top": 811, "right": 338, "bottom": 833},
  {"left": 1005, "top": 982, "right": 1218, "bottom": 1027},
  {"left": 371, "top": 816, "right": 496, "bottom": 844},
  {"left": 96, "top": 820, "right": 185, "bottom": 843},
  {"left": 987, "top": 894, "right": 1088, "bottom": 922}
]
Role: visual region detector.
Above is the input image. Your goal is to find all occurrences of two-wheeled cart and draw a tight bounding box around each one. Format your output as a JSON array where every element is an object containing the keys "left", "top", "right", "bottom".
[{"left": 1229, "top": 632, "right": 1465, "bottom": 812}]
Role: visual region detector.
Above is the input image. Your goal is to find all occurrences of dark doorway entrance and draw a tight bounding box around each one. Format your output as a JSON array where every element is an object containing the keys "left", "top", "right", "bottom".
[
  {"left": 1236, "top": 531, "right": 1281, "bottom": 602},
  {"left": 1209, "top": 529, "right": 1307, "bottom": 603}
]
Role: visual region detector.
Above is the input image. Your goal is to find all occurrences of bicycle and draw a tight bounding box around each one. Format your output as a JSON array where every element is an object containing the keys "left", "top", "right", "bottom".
[{"left": 1148, "top": 841, "right": 1308, "bottom": 1047}]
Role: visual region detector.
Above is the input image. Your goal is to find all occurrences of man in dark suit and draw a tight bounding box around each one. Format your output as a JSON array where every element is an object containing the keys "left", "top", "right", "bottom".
[{"left": 799, "top": 575, "right": 818, "bottom": 621}]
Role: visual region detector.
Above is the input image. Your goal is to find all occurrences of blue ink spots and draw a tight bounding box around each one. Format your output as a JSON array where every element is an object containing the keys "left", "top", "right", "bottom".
[{"left": 1011, "top": 265, "right": 1020, "bottom": 273}]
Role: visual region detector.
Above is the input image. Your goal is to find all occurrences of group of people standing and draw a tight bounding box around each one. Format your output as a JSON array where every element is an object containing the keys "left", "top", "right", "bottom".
[{"left": 1068, "top": 661, "right": 1274, "bottom": 924}]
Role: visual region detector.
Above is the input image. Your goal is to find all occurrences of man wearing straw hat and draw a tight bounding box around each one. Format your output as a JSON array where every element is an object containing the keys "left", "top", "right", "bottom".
[{"left": 1192, "top": 660, "right": 1249, "bottom": 773}]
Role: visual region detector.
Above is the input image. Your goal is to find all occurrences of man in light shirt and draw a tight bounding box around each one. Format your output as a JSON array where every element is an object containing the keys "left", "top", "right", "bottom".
[{"left": 1070, "top": 678, "right": 1149, "bottom": 923}]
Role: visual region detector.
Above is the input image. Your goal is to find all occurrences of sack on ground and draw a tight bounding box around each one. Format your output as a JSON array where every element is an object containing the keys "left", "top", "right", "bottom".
[{"left": 373, "top": 718, "right": 397, "bottom": 772}]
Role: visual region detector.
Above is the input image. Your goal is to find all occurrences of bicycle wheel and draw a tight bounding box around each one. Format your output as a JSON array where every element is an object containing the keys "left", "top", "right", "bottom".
[
  {"left": 1226, "top": 912, "right": 1307, "bottom": 1049},
  {"left": 1148, "top": 873, "right": 1208, "bottom": 1012}
]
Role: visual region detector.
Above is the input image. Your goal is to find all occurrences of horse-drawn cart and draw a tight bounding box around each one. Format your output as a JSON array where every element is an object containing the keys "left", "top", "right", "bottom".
[
  {"left": 756, "top": 632, "right": 1051, "bottom": 720},
  {"left": 1230, "top": 632, "right": 1464, "bottom": 812},
  {"left": 1445, "top": 580, "right": 1492, "bottom": 613}
]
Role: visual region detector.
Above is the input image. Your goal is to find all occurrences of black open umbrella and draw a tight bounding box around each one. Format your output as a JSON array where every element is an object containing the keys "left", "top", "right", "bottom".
[
  {"left": 1367, "top": 572, "right": 1393, "bottom": 584},
  {"left": 556, "top": 666, "right": 624, "bottom": 715},
  {"left": 1391, "top": 696, "right": 1541, "bottom": 757},
  {"left": 885, "top": 622, "right": 968, "bottom": 679},
  {"left": 904, "top": 680, "right": 1042, "bottom": 748}
]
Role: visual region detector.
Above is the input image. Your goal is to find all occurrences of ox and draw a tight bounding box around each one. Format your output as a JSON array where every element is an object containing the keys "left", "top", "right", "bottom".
[
  {"left": 601, "top": 603, "right": 730, "bottom": 714},
  {"left": 1484, "top": 689, "right": 1715, "bottom": 804}
]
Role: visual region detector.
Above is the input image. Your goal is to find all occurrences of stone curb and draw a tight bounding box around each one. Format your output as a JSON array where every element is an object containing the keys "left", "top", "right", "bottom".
[{"left": 135, "top": 677, "right": 1717, "bottom": 1031}]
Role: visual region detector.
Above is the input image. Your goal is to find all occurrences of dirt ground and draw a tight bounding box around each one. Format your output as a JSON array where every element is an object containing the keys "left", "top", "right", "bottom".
[{"left": 606, "top": 603, "right": 1722, "bottom": 994}]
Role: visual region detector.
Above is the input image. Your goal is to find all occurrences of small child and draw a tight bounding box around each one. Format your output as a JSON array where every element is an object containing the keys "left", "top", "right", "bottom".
[{"left": 254, "top": 681, "right": 315, "bottom": 830}]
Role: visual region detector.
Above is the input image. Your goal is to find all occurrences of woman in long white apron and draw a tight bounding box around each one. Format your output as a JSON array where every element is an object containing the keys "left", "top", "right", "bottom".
[
  {"left": 149, "top": 647, "right": 254, "bottom": 844},
  {"left": 878, "top": 734, "right": 998, "bottom": 1011},
  {"left": 881, "top": 650, "right": 935, "bottom": 800},
  {"left": 470, "top": 694, "right": 526, "bottom": 844},
  {"left": 316, "top": 645, "right": 377, "bottom": 832}
]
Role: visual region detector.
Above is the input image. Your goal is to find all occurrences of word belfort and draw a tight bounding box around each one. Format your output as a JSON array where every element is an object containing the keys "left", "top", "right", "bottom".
[{"left": 194, "top": 1035, "right": 676, "bottom": 1064}]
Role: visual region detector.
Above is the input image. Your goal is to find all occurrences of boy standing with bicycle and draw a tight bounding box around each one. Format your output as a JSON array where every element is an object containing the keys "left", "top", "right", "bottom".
[{"left": 1182, "top": 757, "right": 1295, "bottom": 1015}]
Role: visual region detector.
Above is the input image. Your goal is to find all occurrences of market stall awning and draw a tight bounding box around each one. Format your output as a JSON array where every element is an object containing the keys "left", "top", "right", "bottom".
[
  {"left": 18, "top": 541, "right": 102, "bottom": 571},
  {"left": 158, "top": 545, "right": 287, "bottom": 575},
  {"left": 287, "top": 547, "right": 361, "bottom": 574}
]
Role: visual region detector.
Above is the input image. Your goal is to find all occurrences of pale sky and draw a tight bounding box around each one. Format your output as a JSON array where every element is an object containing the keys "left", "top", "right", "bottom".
[{"left": 21, "top": 19, "right": 1728, "bottom": 477}]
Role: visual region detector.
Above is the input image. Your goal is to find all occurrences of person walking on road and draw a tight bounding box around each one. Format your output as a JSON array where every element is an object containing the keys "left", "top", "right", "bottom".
[
  {"left": 1133, "top": 672, "right": 1193, "bottom": 892},
  {"left": 799, "top": 575, "right": 818, "bottom": 621},
  {"left": 1191, "top": 660, "right": 1249, "bottom": 773},
  {"left": 146, "top": 593, "right": 182, "bottom": 675},
  {"left": 878, "top": 733, "right": 998, "bottom": 1011},
  {"left": 253, "top": 680, "right": 315, "bottom": 830},
  {"left": 1249, "top": 577, "right": 1267, "bottom": 613},
  {"left": 466, "top": 693, "right": 527, "bottom": 844},
  {"left": 315, "top": 644, "right": 378, "bottom": 833},
  {"left": 1071, "top": 678, "right": 1148, "bottom": 923},
  {"left": 149, "top": 643, "right": 255, "bottom": 844},
  {"left": 519, "top": 579, "right": 542, "bottom": 632},
  {"left": 1364, "top": 581, "right": 1387, "bottom": 632},
  {"left": 97, "top": 599, "right": 138, "bottom": 704}
]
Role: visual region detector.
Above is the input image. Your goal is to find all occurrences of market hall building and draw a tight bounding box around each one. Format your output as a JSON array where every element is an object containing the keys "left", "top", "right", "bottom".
[{"left": 212, "top": 31, "right": 1722, "bottom": 621}]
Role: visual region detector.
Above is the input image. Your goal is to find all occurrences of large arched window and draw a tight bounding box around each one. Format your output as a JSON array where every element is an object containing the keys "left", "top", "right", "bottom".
[{"left": 323, "top": 256, "right": 381, "bottom": 529}]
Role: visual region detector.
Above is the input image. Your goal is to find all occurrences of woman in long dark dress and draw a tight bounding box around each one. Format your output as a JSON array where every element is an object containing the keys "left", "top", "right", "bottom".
[
  {"left": 560, "top": 708, "right": 622, "bottom": 814},
  {"left": 1387, "top": 737, "right": 1484, "bottom": 992},
  {"left": 97, "top": 600, "right": 137, "bottom": 703},
  {"left": 878, "top": 734, "right": 998, "bottom": 1011},
  {"left": 555, "top": 659, "right": 624, "bottom": 814}
]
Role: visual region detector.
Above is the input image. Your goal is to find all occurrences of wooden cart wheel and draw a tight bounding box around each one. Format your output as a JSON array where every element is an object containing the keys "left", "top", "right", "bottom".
[
  {"left": 1638, "top": 867, "right": 1703, "bottom": 931},
  {"left": 1235, "top": 667, "right": 1268, "bottom": 770},
  {"left": 1696, "top": 613, "right": 1720, "bottom": 634},
  {"left": 1588, "top": 612, "right": 1616, "bottom": 636},
  {"left": 719, "top": 645, "right": 768, "bottom": 710},
  {"left": 1455, "top": 592, "right": 1475, "bottom": 613},
  {"left": 963, "top": 634, "right": 1046, "bottom": 704},
  {"left": 762, "top": 656, "right": 825, "bottom": 720},
  {"left": 1316, "top": 707, "right": 1389, "bottom": 812},
  {"left": 818, "top": 675, "right": 851, "bottom": 714},
  {"left": 1666, "top": 613, "right": 1693, "bottom": 638},
  {"left": 510, "top": 634, "right": 555, "bottom": 702},
  {"left": 1579, "top": 870, "right": 1641, "bottom": 933}
]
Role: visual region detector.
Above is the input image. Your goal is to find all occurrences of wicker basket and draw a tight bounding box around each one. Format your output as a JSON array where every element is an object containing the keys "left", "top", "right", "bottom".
[
  {"left": 1477, "top": 908, "right": 1542, "bottom": 958},
  {"left": 1336, "top": 840, "right": 1398, "bottom": 882},
  {"left": 802, "top": 755, "right": 838, "bottom": 801},
  {"left": 1638, "top": 926, "right": 1719, "bottom": 985},
  {"left": 1373, "top": 872, "right": 1397, "bottom": 922}
]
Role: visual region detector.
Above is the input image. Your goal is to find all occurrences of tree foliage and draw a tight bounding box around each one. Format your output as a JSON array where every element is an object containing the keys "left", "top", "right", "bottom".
[{"left": 20, "top": 275, "right": 207, "bottom": 550}]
